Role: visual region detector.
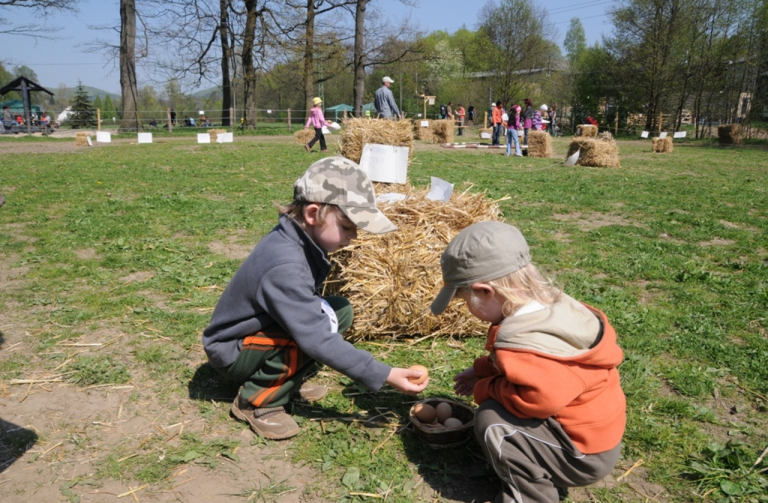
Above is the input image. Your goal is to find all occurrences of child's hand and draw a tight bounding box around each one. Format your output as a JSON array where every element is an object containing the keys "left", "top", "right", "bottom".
[
  {"left": 385, "top": 367, "right": 429, "bottom": 395},
  {"left": 453, "top": 367, "right": 477, "bottom": 397}
]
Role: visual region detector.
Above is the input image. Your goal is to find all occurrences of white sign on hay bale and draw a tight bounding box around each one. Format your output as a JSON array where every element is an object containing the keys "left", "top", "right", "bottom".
[
  {"left": 659, "top": 132, "right": 668, "bottom": 139},
  {"left": 197, "top": 133, "right": 211, "bottom": 143},
  {"left": 421, "top": 120, "right": 429, "bottom": 127},
  {"left": 86, "top": 136, "right": 93, "bottom": 147},
  {"left": 673, "top": 131, "right": 687, "bottom": 138},
  {"left": 359, "top": 143, "right": 409, "bottom": 184},
  {"left": 426, "top": 176, "right": 454, "bottom": 203},
  {"left": 137, "top": 132, "right": 152, "bottom": 144},
  {"left": 641, "top": 131, "right": 649, "bottom": 138},
  {"left": 216, "top": 132, "right": 234, "bottom": 143},
  {"left": 321, "top": 126, "right": 331, "bottom": 135},
  {"left": 96, "top": 131, "right": 112, "bottom": 143},
  {"left": 481, "top": 132, "right": 491, "bottom": 139},
  {"left": 564, "top": 149, "right": 580, "bottom": 166}
]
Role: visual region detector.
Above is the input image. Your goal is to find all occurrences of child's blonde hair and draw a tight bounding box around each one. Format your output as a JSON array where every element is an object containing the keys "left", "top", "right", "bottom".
[
  {"left": 458, "top": 263, "right": 561, "bottom": 318},
  {"left": 276, "top": 200, "right": 347, "bottom": 229}
]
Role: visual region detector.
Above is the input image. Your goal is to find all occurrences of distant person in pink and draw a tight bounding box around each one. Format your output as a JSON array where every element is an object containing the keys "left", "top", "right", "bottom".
[{"left": 304, "top": 97, "right": 331, "bottom": 153}]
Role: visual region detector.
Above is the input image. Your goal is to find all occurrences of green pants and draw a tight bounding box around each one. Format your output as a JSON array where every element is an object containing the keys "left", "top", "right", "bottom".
[{"left": 217, "top": 296, "right": 353, "bottom": 407}]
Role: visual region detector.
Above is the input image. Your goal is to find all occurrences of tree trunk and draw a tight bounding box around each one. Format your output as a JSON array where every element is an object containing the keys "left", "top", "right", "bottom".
[
  {"left": 220, "top": 0, "right": 232, "bottom": 126},
  {"left": 119, "top": 0, "right": 140, "bottom": 132},
  {"left": 303, "top": 0, "right": 316, "bottom": 116},
  {"left": 352, "top": 0, "right": 368, "bottom": 117},
  {"left": 242, "top": 0, "right": 259, "bottom": 129}
]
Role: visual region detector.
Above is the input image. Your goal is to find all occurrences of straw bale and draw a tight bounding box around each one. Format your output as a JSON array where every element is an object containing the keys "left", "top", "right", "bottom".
[
  {"left": 527, "top": 131, "right": 552, "bottom": 158},
  {"left": 718, "top": 124, "right": 742, "bottom": 145},
  {"left": 479, "top": 128, "right": 493, "bottom": 140},
  {"left": 75, "top": 132, "right": 89, "bottom": 147},
  {"left": 652, "top": 136, "right": 674, "bottom": 153},
  {"left": 413, "top": 121, "right": 434, "bottom": 142},
  {"left": 566, "top": 137, "right": 621, "bottom": 168},
  {"left": 325, "top": 182, "right": 506, "bottom": 340},
  {"left": 429, "top": 119, "right": 455, "bottom": 144},
  {"left": 339, "top": 118, "right": 414, "bottom": 164},
  {"left": 576, "top": 124, "right": 598, "bottom": 137},
  {"left": 293, "top": 128, "right": 315, "bottom": 145},
  {"left": 208, "top": 128, "right": 227, "bottom": 142}
]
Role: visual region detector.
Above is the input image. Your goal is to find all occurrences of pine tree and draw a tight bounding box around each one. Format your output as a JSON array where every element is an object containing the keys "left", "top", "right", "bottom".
[
  {"left": 69, "top": 82, "right": 97, "bottom": 129},
  {"left": 102, "top": 95, "right": 116, "bottom": 121}
]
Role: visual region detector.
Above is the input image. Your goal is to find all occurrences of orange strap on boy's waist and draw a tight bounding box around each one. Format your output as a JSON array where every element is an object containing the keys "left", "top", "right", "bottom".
[{"left": 243, "top": 332, "right": 297, "bottom": 349}]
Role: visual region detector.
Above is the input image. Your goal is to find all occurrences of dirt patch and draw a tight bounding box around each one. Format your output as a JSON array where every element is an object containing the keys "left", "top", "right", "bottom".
[
  {"left": 120, "top": 271, "right": 156, "bottom": 283},
  {"left": 552, "top": 211, "right": 639, "bottom": 231},
  {"left": 208, "top": 241, "right": 254, "bottom": 261},
  {"left": 76, "top": 247, "right": 100, "bottom": 260},
  {"left": 698, "top": 238, "right": 735, "bottom": 247}
]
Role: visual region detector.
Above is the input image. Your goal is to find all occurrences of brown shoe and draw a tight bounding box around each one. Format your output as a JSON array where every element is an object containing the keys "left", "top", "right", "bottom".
[
  {"left": 298, "top": 383, "right": 328, "bottom": 402},
  {"left": 231, "top": 394, "right": 300, "bottom": 440},
  {"left": 305, "top": 144, "right": 311, "bottom": 152}
]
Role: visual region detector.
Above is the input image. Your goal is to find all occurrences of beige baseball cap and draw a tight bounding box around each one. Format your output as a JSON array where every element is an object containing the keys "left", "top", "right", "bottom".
[{"left": 431, "top": 221, "right": 531, "bottom": 315}]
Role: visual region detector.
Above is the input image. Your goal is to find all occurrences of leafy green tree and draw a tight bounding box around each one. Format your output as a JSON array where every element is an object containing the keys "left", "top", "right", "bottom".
[
  {"left": 102, "top": 95, "right": 117, "bottom": 121},
  {"left": 93, "top": 95, "right": 103, "bottom": 115},
  {"left": 68, "top": 82, "right": 97, "bottom": 129},
  {"left": 563, "top": 18, "right": 587, "bottom": 65}
]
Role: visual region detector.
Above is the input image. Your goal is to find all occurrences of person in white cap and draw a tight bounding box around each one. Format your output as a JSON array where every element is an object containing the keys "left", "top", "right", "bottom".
[
  {"left": 374, "top": 76, "right": 401, "bottom": 119},
  {"left": 203, "top": 156, "right": 428, "bottom": 440}
]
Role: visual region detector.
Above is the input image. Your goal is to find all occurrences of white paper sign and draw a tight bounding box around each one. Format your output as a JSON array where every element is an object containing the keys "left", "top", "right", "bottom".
[
  {"left": 267, "top": 110, "right": 272, "bottom": 114},
  {"left": 673, "top": 131, "right": 687, "bottom": 138},
  {"left": 96, "top": 131, "right": 112, "bottom": 143},
  {"left": 420, "top": 120, "right": 429, "bottom": 127},
  {"left": 137, "top": 132, "right": 152, "bottom": 144},
  {"left": 359, "top": 143, "right": 409, "bottom": 184},
  {"left": 426, "top": 177, "right": 454, "bottom": 203},
  {"left": 481, "top": 132, "right": 491, "bottom": 139},
  {"left": 659, "top": 132, "right": 668, "bottom": 139},
  {"left": 86, "top": 136, "right": 93, "bottom": 147},
  {"left": 216, "top": 132, "right": 233, "bottom": 143},
  {"left": 199, "top": 110, "right": 205, "bottom": 115},
  {"left": 321, "top": 126, "right": 330, "bottom": 135},
  {"left": 428, "top": 98, "right": 435, "bottom": 105},
  {"left": 641, "top": 131, "right": 649, "bottom": 138},
  {"left": 376, "top": 193, "right": 407, "bottom": 204},
  {"left": 197, "top": 133, "right": 211, "bottom": 143}
]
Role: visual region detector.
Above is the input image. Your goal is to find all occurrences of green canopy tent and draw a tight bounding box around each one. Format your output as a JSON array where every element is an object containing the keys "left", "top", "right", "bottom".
[
  {"left": 0, "top": 76, "right": 54, "bottom": 135},
  {"left": 324, "top": 103, "right": 354, "bottom": 121}
]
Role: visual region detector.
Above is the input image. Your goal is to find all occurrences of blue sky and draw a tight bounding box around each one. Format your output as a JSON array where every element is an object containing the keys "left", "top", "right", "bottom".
[{"left": 1, "top": 0, "right": 616, "bottom": 94}]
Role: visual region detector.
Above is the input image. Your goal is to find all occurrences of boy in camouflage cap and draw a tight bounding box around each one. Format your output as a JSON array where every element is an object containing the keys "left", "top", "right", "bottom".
[{"left": 203, "top": 156, "right": 429, "bottom": 439}]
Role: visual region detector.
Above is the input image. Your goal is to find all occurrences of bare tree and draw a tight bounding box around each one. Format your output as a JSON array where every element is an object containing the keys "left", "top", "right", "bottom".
[
  {"left": 0, "top": 0, "right": 76, "bottom": 39},
  {"left": 120, "top": 0, "right": 140, "bottom": 131}
]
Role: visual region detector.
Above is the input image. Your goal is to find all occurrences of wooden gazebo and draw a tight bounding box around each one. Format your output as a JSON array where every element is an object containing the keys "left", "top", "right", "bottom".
[{"left": 0, "top": 76, "right": 54, "bottom": 135}]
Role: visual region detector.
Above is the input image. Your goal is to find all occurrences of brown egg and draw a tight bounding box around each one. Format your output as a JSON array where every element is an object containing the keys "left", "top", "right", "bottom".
[
  {"left": 408, "top": 365, "right": 429, "bottom": 384},
  {"left": 413, "top": 403, "right": 436, "bottom": 423},
  {"left": 443, "top": 417, "right": 463, "bottom": 430},
  {"left": 436, "top": 402, "right": 453, "bottom": 423}
]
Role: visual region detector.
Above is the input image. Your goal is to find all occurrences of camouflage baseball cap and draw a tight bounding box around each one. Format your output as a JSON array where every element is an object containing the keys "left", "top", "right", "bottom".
[{"left": 293, "top": 156, "right": 397, "bottom": 234}]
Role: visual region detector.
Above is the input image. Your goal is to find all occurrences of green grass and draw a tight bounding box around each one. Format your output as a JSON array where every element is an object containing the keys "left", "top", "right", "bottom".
[{"left": 1, "top": 137, "right": 767, "bottom": 501}]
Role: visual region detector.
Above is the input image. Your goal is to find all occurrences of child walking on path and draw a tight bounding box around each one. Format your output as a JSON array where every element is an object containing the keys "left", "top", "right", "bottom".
[
  {"left": 431, "top": 222, "right": 625, "bottom": 503},
  {"left": 203, "top": 157, "right": 429, "bottom": 440},
  {"left": 305, "top": 97, "right": 330, "bottom": 152},
  {"left": 504, "top": 105, "right": 522, "bottom": 157}
]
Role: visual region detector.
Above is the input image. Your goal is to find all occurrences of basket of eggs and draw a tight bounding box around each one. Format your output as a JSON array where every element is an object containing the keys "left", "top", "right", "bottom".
[{"left": 409, "top": 398, "right": 476, "bottom": 449}]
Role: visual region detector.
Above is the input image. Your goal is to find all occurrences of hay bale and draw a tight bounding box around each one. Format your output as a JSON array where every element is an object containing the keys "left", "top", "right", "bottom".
[
  {"left": 566, "top": 137, "right": 621, "bottom": 168},
  {"left": 430, "top": 119, "right": 455, "bottom": 144},
  {"left": 576, "top": 124, "right": 598, "bottom": 137},
  {"left": 208, "top": 128, "right": 227, "bottom": 142},
  {"left": 339, "top": 118, "right": 414, "bottom": 164},
  {"left": 652, "top": 136, "right": 674, "bottom": 153},
  {"left": 325, "top": 182, "right": 506, "bottom": 339},
  {"left": 479, "top": 128, "right": 493, "bottom": 140},
  {"left": 75, "top": 132, "right": 89, "bottom": 147},
  {"left": 413, "top": 120, "right": 434, "bottom": 142},
  {"left": 527, "top": 131, "right": 552, "bottom": 158},
  {"left": 718, "top": 124, "right": 742, "bottom": 145},
  {"left": 293, "top": 128, "right": 315, "bottom": 145}
]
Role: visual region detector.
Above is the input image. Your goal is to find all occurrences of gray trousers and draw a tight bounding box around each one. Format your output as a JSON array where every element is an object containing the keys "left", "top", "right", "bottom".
[{"left": 475, "top": 400, "right": 621, "bottom": 503}]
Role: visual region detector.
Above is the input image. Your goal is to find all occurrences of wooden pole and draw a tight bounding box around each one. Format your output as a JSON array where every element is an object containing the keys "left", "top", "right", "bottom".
[
  {"left": 615, "top": 108, "right": 619, "bottom": 136},
  {"left": 658, "top": 112, "right": 662, "bottom": 135},
  {"left": 230, "top": 107, "right": 234, "bottom": 133},
  {"left": 167, "top": 108, "right": 173, "bottom": 133},
  {"left": 287, "top": 109, "right": 292, "bottom": 132},
  {"left": 97, "top": 109, "right": 101, "bottom": 131},
  {"left": 484, "top": 111, "right": 488, "bottom": 129}
]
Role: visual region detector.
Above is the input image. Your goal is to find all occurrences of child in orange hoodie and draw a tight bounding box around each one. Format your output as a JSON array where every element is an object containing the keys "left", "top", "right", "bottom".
[{"left": 431, "top": 222, "right": 625, "bottom": 503}]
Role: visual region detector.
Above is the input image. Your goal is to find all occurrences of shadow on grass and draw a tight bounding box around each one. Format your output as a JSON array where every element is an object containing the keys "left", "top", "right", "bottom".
[
  {"left": 187, "top": 362, "right": 239, "bottom": 403},
  {"left": 0, "top": 419, "right": 38, "bottom": 474}
]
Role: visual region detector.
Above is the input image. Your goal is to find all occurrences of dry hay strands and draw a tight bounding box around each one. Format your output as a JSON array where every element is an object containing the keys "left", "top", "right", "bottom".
[
  {"left": 324, "top": 182, "right": 507, "bottom": 340},
  {"left": 718, "top": 124, "right": 742, "bottom": 145},
  {"left": 576, "top": 124, "right": 598, "bottom": 137},
  {"left": 429, "top": 119, "right": 455, "bottom": 145},
  {"left": 208, "top": 128, "right": 227, "bottom": 142},
  {"left": 527, "top": 130, "right": 552, "bottom": 158},
  {"left": 652, "top": 136, "right": 673, "bottom": 153},
  {"left": 339, "top": 117, "right": 414, "bottom": 164},
  {"left": 413, "top": 120, "right": 434, "bottom": 142},
  {"left": 75, "top": 132, "right": 90, "bottom": 146},
  {"left": 293, "top": 128, "right": 316, "bottom": 145},
  {"left": 566, "top": 137, "right": 621, "bottom": 168}
]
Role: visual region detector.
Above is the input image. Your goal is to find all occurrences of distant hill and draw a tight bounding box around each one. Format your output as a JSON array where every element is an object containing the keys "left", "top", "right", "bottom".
[
  {"left": 60, "top": 86, "right": 121, "bottom": 102},
  {"left": 192, "top": 86, "right": 222, "bottom": 99}
]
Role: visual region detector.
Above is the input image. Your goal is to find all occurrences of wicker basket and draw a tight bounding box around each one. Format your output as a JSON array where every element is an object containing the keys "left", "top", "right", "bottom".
[{"left": 409, "top": 398, "right": 475, "bottom": 449}]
